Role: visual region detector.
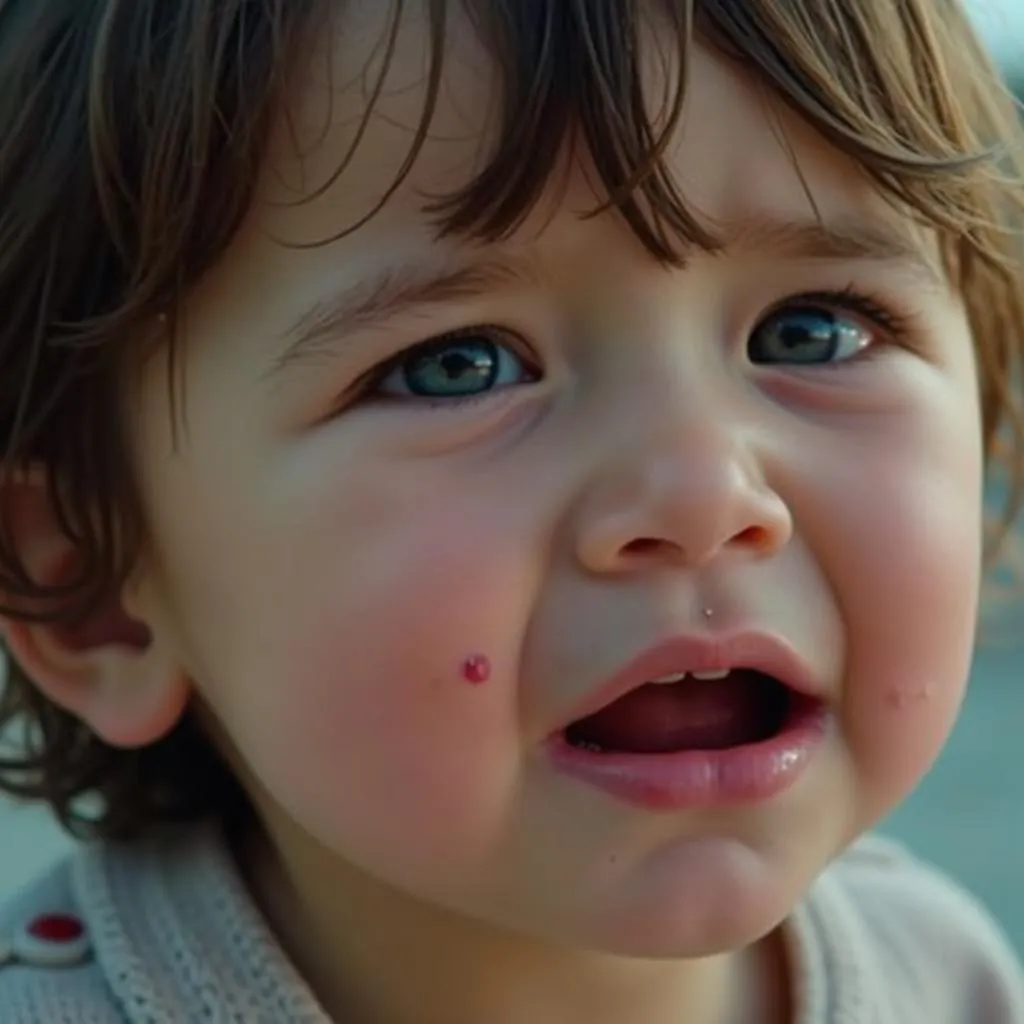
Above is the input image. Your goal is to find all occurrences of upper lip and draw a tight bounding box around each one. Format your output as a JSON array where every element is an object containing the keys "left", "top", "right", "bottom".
[{"left": 558, "top": 632, "right": 823, "bottom": 730}]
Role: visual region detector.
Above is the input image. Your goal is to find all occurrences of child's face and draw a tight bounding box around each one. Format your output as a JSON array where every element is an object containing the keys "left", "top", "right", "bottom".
[{"left": 126, "top": 6, "right": 981, "bottom": 955}]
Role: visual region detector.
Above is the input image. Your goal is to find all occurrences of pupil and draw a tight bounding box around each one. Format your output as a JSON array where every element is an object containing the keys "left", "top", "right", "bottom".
[
  {"left": 781, "top": 313, "right": 834, "bottom": 360},
  {"left": 440, "top": 352, "right": 475, "bottom": 378}
]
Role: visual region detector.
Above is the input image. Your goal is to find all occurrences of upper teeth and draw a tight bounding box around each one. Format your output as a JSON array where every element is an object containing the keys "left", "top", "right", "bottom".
[{"left": 649, "top": 669, "right": 730, "bottom": 684}]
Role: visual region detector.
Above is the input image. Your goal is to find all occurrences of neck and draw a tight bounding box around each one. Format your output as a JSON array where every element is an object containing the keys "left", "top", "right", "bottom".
[{"left": 236, "top": 823, "right": 790, "bottom": 1024}]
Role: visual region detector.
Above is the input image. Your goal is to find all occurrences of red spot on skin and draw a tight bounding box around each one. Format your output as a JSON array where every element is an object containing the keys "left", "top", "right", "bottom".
[
  {"left": 885, "top": 683, "right": 934, "bottom": 710},
  {"left": 27, "top": 914, "right": 84, "bottom": 943},
  {"left": 461, "top": 654, "right": 492, "bottom": 685}
]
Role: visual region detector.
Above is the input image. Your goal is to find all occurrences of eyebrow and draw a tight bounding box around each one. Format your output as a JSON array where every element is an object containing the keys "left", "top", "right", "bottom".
[
  {"left": 271, "top": 255, "right": 538, "bottom": 377},
  {"left": 721, "top": 214, "right": 939, "bottom": 282},
  {"left": 272, "top": 215, "right": 937, "bottom": 377}
]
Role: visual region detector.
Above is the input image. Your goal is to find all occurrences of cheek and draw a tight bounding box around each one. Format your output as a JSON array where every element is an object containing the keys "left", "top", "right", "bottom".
[
  {"left": 201, "top": 483, "right": 540, "bottom": 883},
  {"left": 811, "top": 404, "right": 982, "bottom": 818}
]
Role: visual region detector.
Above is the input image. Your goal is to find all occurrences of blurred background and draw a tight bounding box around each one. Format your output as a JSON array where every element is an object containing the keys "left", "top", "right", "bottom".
[{"left": 1, "top": 0, "right": 1024, "bottom": 956}]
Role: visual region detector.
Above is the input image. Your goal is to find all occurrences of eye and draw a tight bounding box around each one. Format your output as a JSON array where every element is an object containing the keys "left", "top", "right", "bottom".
[
  {"left": 373, "top": 329, "right": 538, "bottom": 401},
  {"left": 748, "top": 300, "right": 877, "bottom": 366}
]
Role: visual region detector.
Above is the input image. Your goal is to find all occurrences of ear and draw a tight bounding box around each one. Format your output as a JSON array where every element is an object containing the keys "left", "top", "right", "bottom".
[{"left": 0, "top": 469, "right": 190, "bottom": 749}]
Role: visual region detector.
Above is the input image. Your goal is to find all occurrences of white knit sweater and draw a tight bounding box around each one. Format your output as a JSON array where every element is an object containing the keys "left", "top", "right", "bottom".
[{"left": 0, "top": 825, "right": 1020, "bottom": 1022}]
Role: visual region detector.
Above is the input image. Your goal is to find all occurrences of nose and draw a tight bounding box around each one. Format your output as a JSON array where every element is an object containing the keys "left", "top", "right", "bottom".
[{"left": 572, "top": 407, "right": 792, "bottom": 575}]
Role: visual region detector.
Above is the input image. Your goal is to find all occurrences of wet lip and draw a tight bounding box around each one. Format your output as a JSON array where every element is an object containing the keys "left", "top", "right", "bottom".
[
  {"left": 556, "top": 631, "right": 822, "bottom": 732},
  {"left": 546, "top": 705, "right": 828, "bottom": 811}
]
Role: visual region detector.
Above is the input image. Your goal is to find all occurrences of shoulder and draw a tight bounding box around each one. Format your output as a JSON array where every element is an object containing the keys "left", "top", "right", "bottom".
[
  {"left": 0, "top": 852, "right": 123, "bottom": 1023},
  {"left": 813, "top": 834, "right": 1024, "bottom": 1022}
]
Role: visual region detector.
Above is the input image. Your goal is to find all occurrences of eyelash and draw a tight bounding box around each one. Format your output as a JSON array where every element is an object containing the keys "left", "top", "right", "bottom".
[
  {"left": 348, "top": 285, "right": 913, "bottom": 411},
  {"left": 782, "top": 286, "right": 914, "bottom": 347}
]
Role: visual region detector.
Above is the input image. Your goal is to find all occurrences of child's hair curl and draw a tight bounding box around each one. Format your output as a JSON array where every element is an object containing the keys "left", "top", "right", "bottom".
[{"left": 1, "top": 0, "right": 1023, "bottom": 841}]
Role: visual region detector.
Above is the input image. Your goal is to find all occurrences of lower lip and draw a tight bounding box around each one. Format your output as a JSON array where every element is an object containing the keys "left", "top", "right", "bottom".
[{"left": 545, "top": 699, "right": 829, "bottom": 811}]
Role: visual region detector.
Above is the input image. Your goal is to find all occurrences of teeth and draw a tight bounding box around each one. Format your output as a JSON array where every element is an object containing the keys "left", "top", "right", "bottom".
[
  {"left": 649, "top": 671, "right": 689, "bottom": 685},
  {"left": 648, "top": 668, "right": 731, "bottom": 684}
]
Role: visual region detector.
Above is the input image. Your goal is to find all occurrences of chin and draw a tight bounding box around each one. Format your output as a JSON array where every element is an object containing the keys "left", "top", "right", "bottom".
[
  {"left": 585, "top": 906, "right": 788, "bottom": 961},
  {"left": 565, "top": 837, "right": 803, "bottom": 959}
]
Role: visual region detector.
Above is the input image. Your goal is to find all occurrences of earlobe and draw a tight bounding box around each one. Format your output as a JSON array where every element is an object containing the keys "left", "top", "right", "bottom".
[{"left": 0, "top": 469, "right": 190, "bottom": 750}]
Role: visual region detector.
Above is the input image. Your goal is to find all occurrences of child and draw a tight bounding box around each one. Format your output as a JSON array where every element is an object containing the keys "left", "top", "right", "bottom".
[{"left": 0, "top": 0, "right": 1022, "bottom": 1019}]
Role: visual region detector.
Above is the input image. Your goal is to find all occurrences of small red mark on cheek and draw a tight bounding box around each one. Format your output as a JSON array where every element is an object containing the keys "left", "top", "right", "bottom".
[
  {"left": 461, "top": 654, "right": 492, "bottom": 685},
  {"left": 885, "top": 683, "right": 934, "bottom": 710}
]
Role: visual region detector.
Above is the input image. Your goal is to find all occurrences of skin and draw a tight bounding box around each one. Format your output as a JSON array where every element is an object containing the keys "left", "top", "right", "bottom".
[{"left": 7, "top": 3, "right": 984, "bottom": 1023}]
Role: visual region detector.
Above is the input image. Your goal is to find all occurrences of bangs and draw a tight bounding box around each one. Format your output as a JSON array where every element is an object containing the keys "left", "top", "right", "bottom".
[{"left": 346, "top": 0, "right": 1020, "bottom": 270}]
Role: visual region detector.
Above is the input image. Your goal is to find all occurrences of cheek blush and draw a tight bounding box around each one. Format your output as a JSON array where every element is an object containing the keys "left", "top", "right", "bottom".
[{"left": 461, "top": 654, "right": 492, "bottom": 685}]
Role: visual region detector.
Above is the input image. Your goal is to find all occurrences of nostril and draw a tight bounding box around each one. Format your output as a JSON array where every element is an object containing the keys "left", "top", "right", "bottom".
[
  {"left": 733, "top": 525, "right": 770, "bottom": 549},
  {"left": 621, "top": 537, "right": 677, "bottom": 558}
]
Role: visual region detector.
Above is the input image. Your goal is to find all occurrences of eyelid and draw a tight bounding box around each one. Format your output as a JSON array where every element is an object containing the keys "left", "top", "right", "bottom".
[
  {"left": 743, "top": 285, "right": 925, "bottom": 373},
  {"left": 350, "top": 324, "right": 542, "bottom": 401},
  {"left": 772, "top": 287, "right": 913, "bottom": 341}
]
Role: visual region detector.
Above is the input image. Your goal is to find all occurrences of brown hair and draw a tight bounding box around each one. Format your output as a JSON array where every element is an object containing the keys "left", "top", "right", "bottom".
[{"left": 0, "top": 0, "right": 1022, "bottom": 841}]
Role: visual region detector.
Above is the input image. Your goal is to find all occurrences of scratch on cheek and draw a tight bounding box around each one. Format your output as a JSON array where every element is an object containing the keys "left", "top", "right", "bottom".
[
  {"left": 461, "top": 654, "right": 492, "bottom": 685},
  {"left": 885, "top": 683, "right": 934, "bottom": 710}
]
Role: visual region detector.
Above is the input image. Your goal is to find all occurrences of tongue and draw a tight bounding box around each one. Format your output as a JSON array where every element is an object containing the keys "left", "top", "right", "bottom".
[{"left": 566, "top": 670, "right": 788, "bottom": 754}]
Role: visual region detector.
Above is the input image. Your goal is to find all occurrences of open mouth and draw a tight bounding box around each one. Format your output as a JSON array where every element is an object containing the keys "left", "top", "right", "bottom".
[{"left": 563, "top": 669, "right": 803, "bottom": 754}]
